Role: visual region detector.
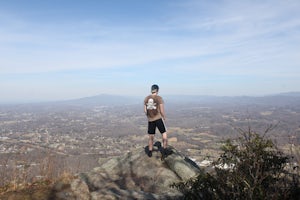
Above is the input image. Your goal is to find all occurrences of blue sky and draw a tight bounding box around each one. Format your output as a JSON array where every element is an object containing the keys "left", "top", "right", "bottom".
[{"left": 0, "top": 0, "right": 300, "bottom": 102}]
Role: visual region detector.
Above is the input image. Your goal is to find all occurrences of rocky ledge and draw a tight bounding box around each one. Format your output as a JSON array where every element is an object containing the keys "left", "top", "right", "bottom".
[{"left": 52, "top": 143, "right": 200, "bottom": 199}]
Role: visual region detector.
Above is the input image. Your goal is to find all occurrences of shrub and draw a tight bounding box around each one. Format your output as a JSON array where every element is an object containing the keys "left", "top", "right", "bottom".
[{"left": 172, "top": 126, "right": 300, "bottom": 200}]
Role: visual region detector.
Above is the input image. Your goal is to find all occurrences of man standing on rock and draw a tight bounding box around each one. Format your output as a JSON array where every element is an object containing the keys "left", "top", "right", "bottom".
[{"left": 144, "top": 84, "right": 168, "bottom": 158}]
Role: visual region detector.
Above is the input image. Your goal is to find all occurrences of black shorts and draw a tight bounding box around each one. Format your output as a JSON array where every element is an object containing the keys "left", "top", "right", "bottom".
[{"left": 148, "top": 118, "right": 166, "bottom": 134}]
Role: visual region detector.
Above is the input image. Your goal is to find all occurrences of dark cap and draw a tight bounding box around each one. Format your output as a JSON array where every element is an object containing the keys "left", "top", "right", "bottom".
[{"left": 151, "top": 84, "right": 159, "bottom": 93}]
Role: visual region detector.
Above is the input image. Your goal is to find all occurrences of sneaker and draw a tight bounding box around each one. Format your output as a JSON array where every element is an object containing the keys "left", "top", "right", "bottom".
[
  {"left": 148, "top": 150, "right": 152, "bottom": 157},
  {"left": 161, "top": 148, "right": 166, "bottom": 160}
]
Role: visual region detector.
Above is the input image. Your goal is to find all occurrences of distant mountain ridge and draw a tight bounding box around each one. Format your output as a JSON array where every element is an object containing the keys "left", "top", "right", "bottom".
[
  {"left": 2, "top": 92, "right": 300, "bottom": 106},
  {"left": 276, "top": 91, "right": 300, "bottom": 97},
  {"left": 64, "top": 94, "right": 141, "bottom": 106},
  {"left": 59, "top": 92, "right": 300, "bottom": 107}
]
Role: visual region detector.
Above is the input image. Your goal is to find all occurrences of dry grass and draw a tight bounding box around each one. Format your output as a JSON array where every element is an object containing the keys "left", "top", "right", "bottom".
[{"left": 0, "top": 150, "right": 77, "bottom": 198}]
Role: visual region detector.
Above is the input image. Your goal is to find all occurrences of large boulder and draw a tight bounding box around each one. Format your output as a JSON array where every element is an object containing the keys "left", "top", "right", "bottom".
[{"left": 53, "top": 144, "right": 201, "bottom": 199}]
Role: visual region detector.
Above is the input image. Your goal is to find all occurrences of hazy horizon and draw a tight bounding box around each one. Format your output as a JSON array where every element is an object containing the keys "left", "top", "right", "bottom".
[
  {"left": 1, "top": 0, "right": 300, "bottom": 102},
  {"left": 1, "top": 91, "right": 300, "bottom": 104}
]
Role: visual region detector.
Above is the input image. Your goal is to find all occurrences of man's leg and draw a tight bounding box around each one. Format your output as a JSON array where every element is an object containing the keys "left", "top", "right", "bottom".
[
  {"left": 162, "top": 132, "right": 168, "bottom": 149},
  {"left": 156, "top": 119, "right": 167, "bottom": 149},
  {"left": 147, "top": 121, "right": 155, "bottom": 157},
  {"left": 148, "top": 134, "right": 154, "bottom": 151},
  {"left": 161, "top": 132, "right": 168, "bottom": 160},
  {"left": 148, "top": 134, "right": 154, "bottom": 157}
]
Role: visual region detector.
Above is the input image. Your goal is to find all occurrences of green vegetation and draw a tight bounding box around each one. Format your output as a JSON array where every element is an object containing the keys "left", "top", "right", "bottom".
[{"left": 172, "top": 126, "right": 300, "bottom": 200}]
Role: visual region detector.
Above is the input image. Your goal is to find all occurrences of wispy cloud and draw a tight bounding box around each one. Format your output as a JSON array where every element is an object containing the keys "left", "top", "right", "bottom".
[
  {"left": 1, "top": 0, "right": 299, "bottom": 73},
  {"left": 0, "top": 0, "right": 300, "bottom": 101}
]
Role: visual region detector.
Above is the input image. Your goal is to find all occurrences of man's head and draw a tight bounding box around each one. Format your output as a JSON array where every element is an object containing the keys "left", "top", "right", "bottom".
[{"left": 151, "top": 84, "right": 159, "bottom": 93}]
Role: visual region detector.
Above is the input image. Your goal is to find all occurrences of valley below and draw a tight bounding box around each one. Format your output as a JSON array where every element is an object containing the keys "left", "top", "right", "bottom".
[{"left": 1, "top": 94, "right": 300, "bottom": 186}]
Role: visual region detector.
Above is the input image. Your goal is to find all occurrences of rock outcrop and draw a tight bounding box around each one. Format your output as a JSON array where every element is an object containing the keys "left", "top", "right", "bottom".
[{"left": 53, "top": 143, "right": 201, "bottom": 199}]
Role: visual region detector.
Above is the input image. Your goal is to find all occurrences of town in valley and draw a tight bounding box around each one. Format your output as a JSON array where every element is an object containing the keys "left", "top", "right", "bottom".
[{"left": 0, "top": 94, "right": 299, "bottom": 185}]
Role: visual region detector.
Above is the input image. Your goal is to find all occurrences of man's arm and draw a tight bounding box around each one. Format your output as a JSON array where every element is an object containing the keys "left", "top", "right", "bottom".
[
  {"left": 159, "top": 103, "right": 165, "bottom": 120},
  {"left": 144, "top": 105, "right": 147, "bottom": 115}
]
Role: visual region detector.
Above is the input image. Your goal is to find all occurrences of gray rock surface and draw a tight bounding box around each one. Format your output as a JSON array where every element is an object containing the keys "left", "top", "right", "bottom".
[{"left": 53, "top": 144, "right": 201, "bottom": 199}]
